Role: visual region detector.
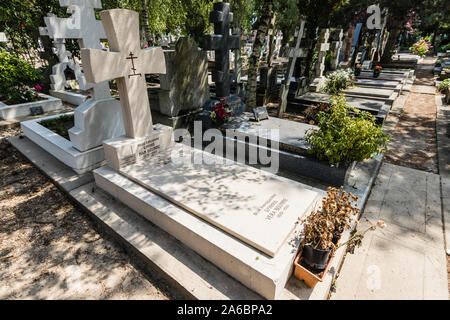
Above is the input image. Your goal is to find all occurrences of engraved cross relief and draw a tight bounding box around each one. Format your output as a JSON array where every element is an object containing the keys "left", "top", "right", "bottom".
[
  {"left": 126, "top": 52, "right": 142, "bottom": 78},
  {"left": 81, "top": 9, "right": 166, "bottom": 139},
  {"left": 203, "top": 2, "right": 240, "bottom": 97}
]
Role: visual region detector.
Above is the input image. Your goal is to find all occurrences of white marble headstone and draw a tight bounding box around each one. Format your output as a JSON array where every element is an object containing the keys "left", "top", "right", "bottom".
[{"left": 0, "top": 32, "right": 7, "bottom": 42}]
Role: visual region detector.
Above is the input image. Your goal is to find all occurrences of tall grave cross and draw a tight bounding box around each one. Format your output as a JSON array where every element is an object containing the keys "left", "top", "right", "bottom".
[
  {"left": 43, "top": 0, "right": 110, "bottom": 100},
  {"left": 81, "top": 9, "right": 166, "bottom": 139},
  {"left": 309, "top": 28, "right": 330, "bottom": 92},
  {"left": 330, "top": 29, "right": 344, "bottom": 70},
  {"left": 314, "top": 29, "right": 330, "bottom": 78},
  {"left": 278, "top": 20, "right": 306, "bottom": 117},
  {"left": 203, "top": 2, "right": 240, "bottom": 98}
]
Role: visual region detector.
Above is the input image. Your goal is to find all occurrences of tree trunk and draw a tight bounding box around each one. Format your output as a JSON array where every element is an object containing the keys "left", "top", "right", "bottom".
[
  {"left": 140, "top": 0, "right": 152, "bottom": 46},
  {"left": 380, "top": 16, "right": 403, "bottom": 64},
  {"left": 246, "top": 0, "right": 274, "bottom": 111}
]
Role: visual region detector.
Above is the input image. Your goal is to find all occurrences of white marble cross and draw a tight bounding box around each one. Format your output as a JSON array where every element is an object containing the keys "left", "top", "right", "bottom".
[
  {"left": 42, "top": 0, "right": 109, "bottom": 99},
  {"left": 81, "top": 9, "right": 166, "bottom": 139}
]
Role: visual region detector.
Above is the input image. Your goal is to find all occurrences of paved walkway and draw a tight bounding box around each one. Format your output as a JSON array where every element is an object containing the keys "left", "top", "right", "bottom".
[
  {"left": 332, "top": 163, "right": 448, "bottom": 299},
  {"left": 384, "top": 58, "right": 438, "bottom": 173},
  {"left": 332, "top": 57, "right": 449, "bottom": 300}
]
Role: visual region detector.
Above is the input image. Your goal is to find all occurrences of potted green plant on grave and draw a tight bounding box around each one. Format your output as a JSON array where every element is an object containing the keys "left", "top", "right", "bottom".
[
  {"left": 210, "top": 97, "right": 235, "bottom": 126},
  {"left": 373, "top": 65, "right": 382, "bottom": 78},
  {"left": 294, "top": 186, "right": 387, "bottom": 288},
  {"left": 0, "top": 50, "right": 42, "bottom": 105},
  {"left": 323, "top": 69, "right": 355, "bottom": 95},
  {"left": 305, "top": 94, "right": 390, "bottom": 166},
  {"left": 354, "top": 64, "right": 362, "bottom": 76}
]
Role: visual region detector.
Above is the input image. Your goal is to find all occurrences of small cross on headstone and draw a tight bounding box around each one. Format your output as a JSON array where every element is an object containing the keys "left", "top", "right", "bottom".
[
  {"left": 81, "top": 9, "right": 166, "bottom": 139},
  {"left": 203, "top": 2, "right": 240, "bottom": 98}
]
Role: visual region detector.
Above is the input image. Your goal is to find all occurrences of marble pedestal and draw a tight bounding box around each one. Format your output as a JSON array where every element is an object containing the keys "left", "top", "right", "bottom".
[{"left": 103, "top": 124, "right": 174, "bottom": 170}]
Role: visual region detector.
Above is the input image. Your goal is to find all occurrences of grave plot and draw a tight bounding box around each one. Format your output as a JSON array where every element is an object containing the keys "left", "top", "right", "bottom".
[
  {"left": 354, "top": 78, "right": 403, "bottom": 93},
  {"left": 21, "top": 0, "right": 124, "bottom": 174},
  {"left": 341, "top": 86, "right": 399, "bottom": 106},
  {"left": 0, "top": 94, "right": 63, "bottom": 120},
  {"left": 76, "top": 7, "right": 325, "bottom": 299}
]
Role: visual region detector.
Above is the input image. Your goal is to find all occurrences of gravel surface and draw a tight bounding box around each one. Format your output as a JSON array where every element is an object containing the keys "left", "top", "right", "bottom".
[{"left": 0, "top": 128, "right": 176, "bottom": 300}]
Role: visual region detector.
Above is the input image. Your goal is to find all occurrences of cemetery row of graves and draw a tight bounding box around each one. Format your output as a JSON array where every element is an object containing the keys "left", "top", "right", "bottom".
[{"left": 0, "top": 0, "right": 449, "bottom": 300}]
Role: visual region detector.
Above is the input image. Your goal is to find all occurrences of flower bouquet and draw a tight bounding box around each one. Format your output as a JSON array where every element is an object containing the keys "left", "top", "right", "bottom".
[
  {"left": 210, "top": 97, "right": 234, "bottom": 126},
  {"left": 373, "top": 65, "right": 382, "bottom": 78},
  {"left": 410, "top": 39, "right": 431, "bottom": 57}
]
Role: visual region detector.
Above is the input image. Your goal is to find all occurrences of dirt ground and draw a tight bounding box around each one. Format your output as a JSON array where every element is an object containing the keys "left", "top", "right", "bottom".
[{"left": 0, "top": 128, "right": 176, "bottom": 300}]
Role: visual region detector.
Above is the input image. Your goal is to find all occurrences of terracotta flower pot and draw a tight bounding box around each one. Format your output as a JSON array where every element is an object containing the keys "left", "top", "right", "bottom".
[{"left": 293, "top": 248, "right": 334, "bottom": 288}]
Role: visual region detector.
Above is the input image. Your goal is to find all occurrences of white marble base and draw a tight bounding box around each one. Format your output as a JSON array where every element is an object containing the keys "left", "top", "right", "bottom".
[
  {"left": 50, "top": 89, "right": 88, "bottom": 106},
  {"left": 94, "top": 164, "right": 324, "bottom": 299},
  {"left": 103, "top": 124, "right": 174, "bottom": 170},
  {"left": 21, "top": 113, "right": 106, "bottom": 174},
  {"left": 0, "top": 94, "right": 63, "bottom": 120}
]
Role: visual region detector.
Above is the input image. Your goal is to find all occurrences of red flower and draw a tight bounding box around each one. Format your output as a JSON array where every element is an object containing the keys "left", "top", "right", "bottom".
[
  {"left": 213, "top": 104, "right": 223, "bottom": 112},
  {"left": 220, "top": 97, "right": 227, "bottom": 103},
  {"left": 218, "top": 109, "right": 227, "bottom": 118},
  {"left": 34, "top": 85, "right": 42, "bottom": 91}
]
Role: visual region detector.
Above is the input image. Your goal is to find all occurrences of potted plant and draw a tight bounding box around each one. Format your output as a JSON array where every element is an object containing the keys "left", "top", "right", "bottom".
[
  {"left": 354, "top": 64, "right": 362, "bottom": 76},
  {"left": 294, "top": 186, "right": 387, "bottom": 288},
  {"left": 210, "top": 97, "right": 235, "bottom": 126},
  {"left": 305, "top": 94, "right": 390, "bottom": 167},
  {"left": 373, "top": 65, "right": 382, "bottom": 78}
]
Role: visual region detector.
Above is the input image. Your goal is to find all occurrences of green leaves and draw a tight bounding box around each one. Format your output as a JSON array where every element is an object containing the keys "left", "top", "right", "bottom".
[
  {"left": 0, "top": 50, "right": 42, "bottom": 104},
  {"left": 305, "top": 94, "right": 391, "bottom": 165}
]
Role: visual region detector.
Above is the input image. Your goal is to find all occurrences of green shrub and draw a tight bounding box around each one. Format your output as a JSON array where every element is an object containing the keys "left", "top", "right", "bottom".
[
  {"left": 323, "top": 69, "right": 354, "bottom": 95},
  {"left": 0, "top": 50, "right": 42, "bottom": 105},
  {"left": 438, "top": 79, "right": 450, "bottom": 93},
  {"left": 306, "top": 94, "right": 390, "bottom": 165},
  {"left": 40, "top": 114, "right": 75, "bottom": 140}
]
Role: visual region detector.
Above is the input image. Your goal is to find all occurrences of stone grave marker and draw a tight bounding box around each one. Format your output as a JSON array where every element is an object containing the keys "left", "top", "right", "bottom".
[
  {"left": 42, "top": 0, "right": 124, "bottom": 152},
  {"left": 278, "top": 20, "right": 306, "bottom": 116},
  {"left": 309, "top": 28, "right": 330, "bottom": 92},
  {"left": 330, "top": 29, "right": 344, "bottom": 70},
  {"left": 203, "top": 2, "right": 240, "bottom": 98},
  {"left": 0, "top": 32, "right": 7, "bottom": 42},
  {"left": 81, "top": 9, "right": 173, "bottom": 169},
  {"left": 157, "top": 37, "right": 209, "bottom": 118}
]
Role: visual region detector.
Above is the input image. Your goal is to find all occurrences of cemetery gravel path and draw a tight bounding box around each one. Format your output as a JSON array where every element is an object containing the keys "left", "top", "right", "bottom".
[{"left": 0, "top": 128, "right": 177, "bottom": 299}]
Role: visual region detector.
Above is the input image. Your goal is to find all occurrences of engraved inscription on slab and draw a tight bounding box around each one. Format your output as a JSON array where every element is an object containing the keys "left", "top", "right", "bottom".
[{"left": 136, "top": 137, "right": 160, "bottom": 163}]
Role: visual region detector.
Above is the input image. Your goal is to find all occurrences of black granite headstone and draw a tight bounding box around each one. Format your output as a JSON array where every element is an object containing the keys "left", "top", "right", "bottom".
[
  {"left": 203, "top": 2, "right": 240, "bottom": 98},
  {"left": 30, "top": 106, "right": 44, "bottom": 116}
]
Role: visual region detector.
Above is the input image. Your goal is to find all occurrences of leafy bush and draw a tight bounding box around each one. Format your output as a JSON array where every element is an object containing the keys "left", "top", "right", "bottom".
[
  {"left": 438, "top": 42, "right": 450, "bottom": 53},
  {"left": 0, "top": 50, "right": 42, "bottom": 105},
  {"left": 438, "top": 79, "right": 450, "bottom": 93},
  {"left": 305, "top": 94, "right": 390, "bottom": 165},
  {"left": 323, "top": 69, "right": 354, "bottom": 95}
]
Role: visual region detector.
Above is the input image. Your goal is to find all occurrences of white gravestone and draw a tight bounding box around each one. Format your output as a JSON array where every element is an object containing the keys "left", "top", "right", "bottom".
[
  {"left": 309, "top": 29, "right": 330, "bottom": 92},
  {"left": 81, "top": 9, "right": 173, "bottom": 169},
  {"left": 43, "top": 0, "right": 124, "bottom": 152},
  {"left": 0, "top": 32, "right": 7, "bottom": 42}
]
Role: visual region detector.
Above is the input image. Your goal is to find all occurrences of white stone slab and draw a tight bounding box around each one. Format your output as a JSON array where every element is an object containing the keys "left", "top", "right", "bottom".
[
  {"left": 119, "top": 145, "right": 319, "bottom": 257},
  {"left": 50, "top": 89, "right": 88, "bottom": 106},
  {"left": 223, "top": 113, "right": 314, "bottom": 151},
  {"left": 0, "top": 94, "right": 63, "bottom": 120},
  {"left": 21, "top": 113, "right": 106, "bottom": 174},
  {"left": 94, "top": 163, "right": 322, "bottom": 299},
  {"left": 343, "top": 87, "right": 395, "bottom": 99}
]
